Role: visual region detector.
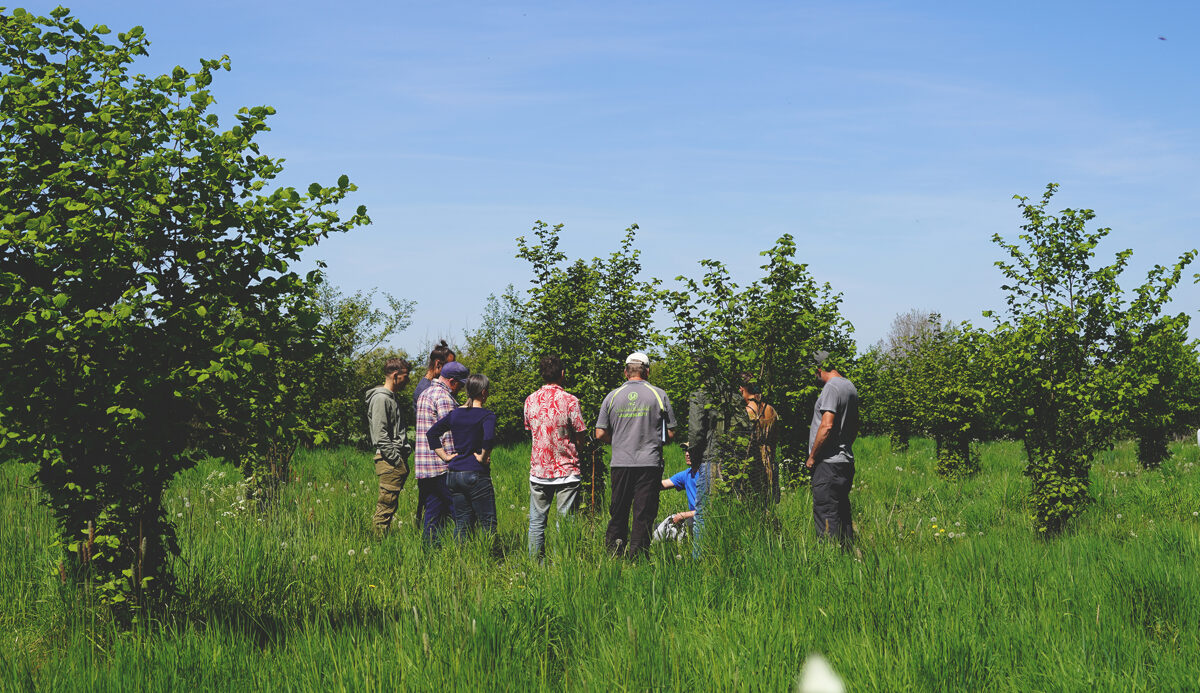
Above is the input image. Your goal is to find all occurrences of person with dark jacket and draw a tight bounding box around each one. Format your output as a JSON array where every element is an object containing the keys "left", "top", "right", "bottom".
[{"left": 427, "top": 373, "right": 498, "bottom": 538}]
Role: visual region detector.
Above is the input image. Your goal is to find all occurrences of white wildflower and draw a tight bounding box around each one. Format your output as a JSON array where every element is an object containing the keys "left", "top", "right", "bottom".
[
  {"left": 348, "top": 549, "right": 355, "bottom": 556},
  {"left": 363, "top": 547, "right": 370, "bottom": 555},
  {"left": 310, "top": 555, "right": 317, "bottom": 562}
]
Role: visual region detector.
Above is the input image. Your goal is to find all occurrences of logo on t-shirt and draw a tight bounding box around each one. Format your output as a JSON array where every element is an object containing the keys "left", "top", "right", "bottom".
[{"left": 628, "top": 392, "right": 639, "bottom": 402}]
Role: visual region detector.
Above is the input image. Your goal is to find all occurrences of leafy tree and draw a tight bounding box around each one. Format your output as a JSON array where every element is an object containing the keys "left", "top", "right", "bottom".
[
  {"left": 902, "top": 319, "right": 991, "bottom": 478},
  {"left": 459, "top": 286, "right": 531, "bottom": 442},
  {"left": 875, "top": 310, "right": 941, "bottom": 452},
  {"left": 666, "top": 234, "right": 855, "bottom": 500},
  {"left": 515, "top": 221, "right": 660, "bottom": 511},
  {"left": 1116, "top": 314, "right": 1199, "bottom": 469},
  {"left": 986, "top": 184, "right": 1195, "bottom": 533},
  {"left": 0, "top": 8, "right": 368, "bottom": 602},
  {"left": 311, "top": 284, "right": 415, "bottom": 447}
]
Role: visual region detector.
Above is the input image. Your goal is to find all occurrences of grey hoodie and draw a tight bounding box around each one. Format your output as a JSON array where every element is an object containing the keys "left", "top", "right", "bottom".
[{"left": 365, "top": 386, "right": 412, "bottom": 465}]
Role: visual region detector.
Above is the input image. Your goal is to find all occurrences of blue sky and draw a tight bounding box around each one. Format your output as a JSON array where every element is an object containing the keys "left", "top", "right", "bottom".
[{"left": 39, "top": 1, "right": 1200, "bottom": 351}]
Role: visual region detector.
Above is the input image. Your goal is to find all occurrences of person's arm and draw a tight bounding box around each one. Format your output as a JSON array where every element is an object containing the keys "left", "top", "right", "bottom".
[
  {"left": 661, "top": 478, "right": 676, "bottom": 489},
  {"left": 427, "top": 413, "right": 453, "bottom": 463},
  {"left": 594, "top": 393, "right": 613, "bottom": 444},
  {"left": 669, "top": 510, "right": 696, "bottom": 524},
  {"left": 806, "top": 410, "right": 836, "bottom": 468},
  {"left": 474, "top": 413, "right": 496, "bottom": 465},
  {"left": 663, "top": 393, "right": 677, "bottom": 442},
  {"left": 568, "top": 397, "right": 589, "bottom": 449}
]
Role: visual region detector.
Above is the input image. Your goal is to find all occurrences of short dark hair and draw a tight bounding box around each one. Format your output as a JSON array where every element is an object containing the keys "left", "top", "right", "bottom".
[
  {"left": 625, "top": 362, "right": 649, "bottom": 379},
  {"left": 384, "top": 357, "right": 410, "bottom": 376},
  {"left": 539, "top": 355, "right": 564, "bottom": 384},
  {"left": 427, "top": 340, "right": 455, "bottom": 369}
]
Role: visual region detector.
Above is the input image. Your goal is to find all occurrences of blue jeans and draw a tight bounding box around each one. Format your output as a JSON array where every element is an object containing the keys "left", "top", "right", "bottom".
[
  {"left": 447, "top": 470, "right": 497, "bottom": 539},
  {"left": 528, "top": 480, "right": 580, "bottom": 559},
  {"left": 417, "top": 475, "right": 453, "bottom": 544}
]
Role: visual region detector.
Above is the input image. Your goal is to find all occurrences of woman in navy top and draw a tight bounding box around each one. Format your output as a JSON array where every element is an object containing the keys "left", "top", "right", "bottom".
[{"left": 427, "top": 373, "right": 498, "bottom": 538}]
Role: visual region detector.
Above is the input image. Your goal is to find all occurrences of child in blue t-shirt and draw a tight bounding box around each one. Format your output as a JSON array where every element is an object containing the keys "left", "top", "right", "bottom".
[{"left": 653, "top": 462, "right": 701, "bottom": 542}]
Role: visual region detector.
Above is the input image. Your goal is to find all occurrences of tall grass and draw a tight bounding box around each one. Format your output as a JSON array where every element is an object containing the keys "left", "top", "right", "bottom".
[{"left": 2, "top": 438, "right": 1199, "bottom": 691}]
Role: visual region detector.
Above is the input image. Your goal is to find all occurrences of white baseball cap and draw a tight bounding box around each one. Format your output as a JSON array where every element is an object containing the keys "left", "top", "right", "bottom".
[{"left": 625, "top": 352, "right": 650, "bottom": 366}]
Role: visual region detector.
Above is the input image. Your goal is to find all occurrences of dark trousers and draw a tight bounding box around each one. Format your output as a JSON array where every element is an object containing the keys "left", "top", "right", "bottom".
[
  {"left": 811, "top": 459, "right": 855, "bottom": 545},
  {"left": 447, "top": 470, "right": 497, "bottom": 539},
  {"left": 417, "top": 475, "right": 453, "bottom": 544},
  {"left": 606, "top": 466, "right": 661, "bottom": 558}
]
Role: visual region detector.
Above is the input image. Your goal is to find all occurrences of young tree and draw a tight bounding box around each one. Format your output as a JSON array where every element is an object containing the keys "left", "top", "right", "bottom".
[
  {"left": 874, "top": 310, "right": 940, "bottom": 452},
  {"left": 1115, "top": 313, "right": 1199, "bottom": 469},
  {"left": 515, "top": 222, "right": 660, "bottom": 511},
  {"left": 987, "top": 184, "right": 1195, "bottom": 533},
  {"left": 902, "top": 319, "right": 990, "bottom": 478},
  {"left": 666, "top": 234, "right": 855, "bottom": 501},
  {"left": 459, "top": 286, "right": 531, "bottom": 442},
  {"left": 311, "top": 284, "right": 415, "bottom": 447},
  {"left": 0, "top": 9, "right": 368, "bottom": 602}
]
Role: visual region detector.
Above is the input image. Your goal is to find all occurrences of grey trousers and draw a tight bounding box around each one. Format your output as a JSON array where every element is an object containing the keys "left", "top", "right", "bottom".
[{"left": 811, "top": 458, "right": 854, "bottom": 544}]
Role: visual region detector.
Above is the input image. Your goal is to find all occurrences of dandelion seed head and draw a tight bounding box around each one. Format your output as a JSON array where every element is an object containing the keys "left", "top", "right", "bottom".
[
  {"left": 348, "top": 549, "right": 355, "bottom": 556},
  {"left": 310, "top": 555, "right": 317, "bottom": 562}
]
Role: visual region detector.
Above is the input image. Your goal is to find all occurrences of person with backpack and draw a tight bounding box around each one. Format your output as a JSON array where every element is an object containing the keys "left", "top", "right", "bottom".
[{"left": 365, "top": 358, "right": 413, "bottom": 534}]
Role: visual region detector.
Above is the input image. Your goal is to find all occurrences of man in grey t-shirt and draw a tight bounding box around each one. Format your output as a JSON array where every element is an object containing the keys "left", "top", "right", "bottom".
[
  {"left": 595, "top": 352, "right": 677, "bottom": 558},
  {"left": 806, "top": 350, "right": 859, "bottom": 545}
]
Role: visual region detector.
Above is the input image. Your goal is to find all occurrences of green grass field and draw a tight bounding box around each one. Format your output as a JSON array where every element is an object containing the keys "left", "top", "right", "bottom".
[{"left": 2, "top": 437, "right": 1199, "bottom": 691}]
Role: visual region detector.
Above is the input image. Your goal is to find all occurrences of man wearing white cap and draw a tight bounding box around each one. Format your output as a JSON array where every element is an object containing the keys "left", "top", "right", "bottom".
[{"left": 595, "top": 352, "right": 677, "bottom": 558}]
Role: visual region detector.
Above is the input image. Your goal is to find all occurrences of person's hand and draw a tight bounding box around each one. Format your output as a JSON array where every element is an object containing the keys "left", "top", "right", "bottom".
[
  {"left": 806, "top": 456, "right": 815, "bottom": 469},
  {"left": 670, "top": 512, "right": 684, "bottom": 525}
]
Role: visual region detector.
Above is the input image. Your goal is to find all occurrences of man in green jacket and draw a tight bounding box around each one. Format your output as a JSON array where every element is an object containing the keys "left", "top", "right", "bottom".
[{"left": 366, "top": 357, "right": 413, "bottom": 533}]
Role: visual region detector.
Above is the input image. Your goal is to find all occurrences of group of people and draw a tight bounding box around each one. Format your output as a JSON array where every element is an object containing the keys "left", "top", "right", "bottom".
[{"left": 364, "top": 340, "right": 860, "bottom": 560}]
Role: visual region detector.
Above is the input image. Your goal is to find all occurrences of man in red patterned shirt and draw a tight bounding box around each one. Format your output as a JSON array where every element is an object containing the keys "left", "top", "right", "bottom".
[{"left": 524, "top": 355, "right": 588, "bottom": 560}]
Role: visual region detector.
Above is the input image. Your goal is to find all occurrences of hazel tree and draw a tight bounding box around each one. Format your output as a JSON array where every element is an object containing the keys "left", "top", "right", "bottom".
[
  {"left": 515, "top": 221, "right": 660, "bottom": 511},
  {"left": 986, "top": 184, "right": 1194, "bottom": 533},
  {"left": 666, "top": 234, "right": 855, "bottom": 497},
  {"left": 0, "top": 8, "right": 368, "bottom": 602}
]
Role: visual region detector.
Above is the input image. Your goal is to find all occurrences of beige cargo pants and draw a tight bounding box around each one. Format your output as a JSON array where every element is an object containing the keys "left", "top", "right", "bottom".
[{"left": 374, "top": 453, "right": 410, "bottom": 532}]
